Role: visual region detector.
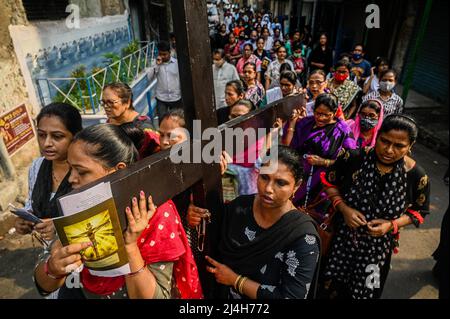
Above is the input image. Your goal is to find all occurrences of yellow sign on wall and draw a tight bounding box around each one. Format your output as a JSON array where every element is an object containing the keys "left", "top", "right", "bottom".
[{"left": 0, "top": 104, "right": 35, "bottom": 156}]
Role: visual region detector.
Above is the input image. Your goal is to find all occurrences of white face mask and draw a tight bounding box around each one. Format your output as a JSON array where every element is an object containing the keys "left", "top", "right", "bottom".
[
  {"left": 379, "top": 81, "right": 396, "bottom": 92},
  {"left": 214, "top": 60, "right": 224, "bottom": 68}
]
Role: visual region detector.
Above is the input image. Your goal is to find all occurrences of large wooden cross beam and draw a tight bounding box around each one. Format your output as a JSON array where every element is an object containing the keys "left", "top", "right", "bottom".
[{"left": 59, "top": 0, "right": 304, "bottom": 298}]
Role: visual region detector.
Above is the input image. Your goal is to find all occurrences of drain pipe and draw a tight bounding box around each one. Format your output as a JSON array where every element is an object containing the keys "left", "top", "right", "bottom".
[{"left": 0, "top": 137, "right": 15, "bottom": 180}]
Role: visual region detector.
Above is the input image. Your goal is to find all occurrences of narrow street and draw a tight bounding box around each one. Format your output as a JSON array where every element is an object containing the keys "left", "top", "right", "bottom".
[{"left": 0, "top": 0, "right": 448, "bottom": 302}]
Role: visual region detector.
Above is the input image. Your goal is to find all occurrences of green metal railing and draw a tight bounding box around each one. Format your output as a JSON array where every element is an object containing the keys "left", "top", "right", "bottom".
[{"left": 36, "top": 41, "right": 157, "bottom": 114}]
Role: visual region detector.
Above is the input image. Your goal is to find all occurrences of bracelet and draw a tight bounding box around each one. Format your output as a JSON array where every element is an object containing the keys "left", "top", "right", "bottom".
[
  {"left": 44, "top": 258, "right": 66, "bottom": 280},
  {"left": 329, "top": 195, "right": 343, "bottom": 202},
  {"left": 235, "top": 275, "right": 245, "bottom": 292},
  {"left": 238, "top": 276, "right": 248, "bottom": 295},
  {"left": 126, "top": 264, "right": 147, "bottom": 278},
  {"left": 332, "top": 199, "right": 343, "bottom": 209},
  {"left": 288, "top": 127, "right": 295, "bottom": 132},
  {"left": 234, "top": 275, "right": 243, "bottom": 291},
  {"left": 391, "top": 220, "right": 399, "bottom": 235}
]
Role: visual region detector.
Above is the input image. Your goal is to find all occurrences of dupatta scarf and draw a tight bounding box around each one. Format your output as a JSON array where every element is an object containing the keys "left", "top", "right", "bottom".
[
  {"left": 81, "top": 200, "right": 203, "bottom": 299},
  {"left": 347, "top": 99, "right": 384, "bottom": 148}
]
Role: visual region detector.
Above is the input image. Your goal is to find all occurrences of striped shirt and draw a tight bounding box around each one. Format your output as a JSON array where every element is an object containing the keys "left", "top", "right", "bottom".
[{"left": 363, "top": 90, "right": 404, "bottom": 116}]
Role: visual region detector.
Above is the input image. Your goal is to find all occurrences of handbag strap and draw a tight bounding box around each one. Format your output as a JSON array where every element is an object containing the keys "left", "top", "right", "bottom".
[{"left": 319, "top": 201, "right": 338, "bottom": 231}]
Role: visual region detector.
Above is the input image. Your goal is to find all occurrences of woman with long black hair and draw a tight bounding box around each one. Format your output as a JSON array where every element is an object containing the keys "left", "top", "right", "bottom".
[
  {"left": 308, "top": 33, "right": 333, "bottom": 75},
  {"left": 15, "top": 103, "right": 82, "bottom": 242}
]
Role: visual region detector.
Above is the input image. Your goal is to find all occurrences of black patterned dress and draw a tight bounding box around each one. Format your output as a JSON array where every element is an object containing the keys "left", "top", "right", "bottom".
[{"left": 321, "top": 148, "right": 430, "bottom": 299}]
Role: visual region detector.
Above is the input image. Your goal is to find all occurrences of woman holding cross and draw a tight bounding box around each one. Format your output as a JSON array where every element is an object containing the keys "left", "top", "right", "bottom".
[{"left": 33, "top": 124, "right": 202, "bottom": 299}]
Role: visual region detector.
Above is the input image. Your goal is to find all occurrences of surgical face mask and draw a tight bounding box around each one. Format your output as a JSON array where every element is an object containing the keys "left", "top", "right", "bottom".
[
  {"left": 360, "top": 117, "right": 379, "bottom": 131},
  {"left": 213, "top": 60, "right": 224, "bottom": 68},
  {"left": 379, "top": 81, "right": 396, "bottom": 92},
  {"left": 334, "top": 72, "right": 348, "bottom": 82},
  {"left": 353, "top": 53, "right": 363, "bottom": 60}
]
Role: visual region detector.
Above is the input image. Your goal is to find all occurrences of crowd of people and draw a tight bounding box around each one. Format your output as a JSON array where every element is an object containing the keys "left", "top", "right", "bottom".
[{"left": 12, "top": 2, "right": 446, "bottom": 301}]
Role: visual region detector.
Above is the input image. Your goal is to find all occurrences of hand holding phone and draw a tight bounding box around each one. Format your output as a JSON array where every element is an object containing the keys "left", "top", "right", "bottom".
[{"left": 8, "top": 204, "right": 42, "bottom": 224}]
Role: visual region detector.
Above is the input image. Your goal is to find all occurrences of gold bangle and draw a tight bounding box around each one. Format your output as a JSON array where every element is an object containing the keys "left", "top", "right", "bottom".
[
  {"left": 235, "top": 276, "right": 244, "bottom": 292},
  {"left": 239, "top": 276, "right": 248, "bottom": 294},
  {"left": 234, "top": 275, "right": 242, "bottom": 291},
  {"left": 288, "top": 128, "right": 295, "bottom": 132}
]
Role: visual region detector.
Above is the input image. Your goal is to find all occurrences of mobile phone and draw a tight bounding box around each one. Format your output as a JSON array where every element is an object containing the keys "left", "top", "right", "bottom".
[{"left": 8, "top": 204, "right": 42, "bottom": 224}]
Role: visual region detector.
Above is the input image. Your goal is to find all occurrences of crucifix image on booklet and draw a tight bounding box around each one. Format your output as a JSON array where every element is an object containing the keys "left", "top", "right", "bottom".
[{"left": 53, "top": 182, "right": 130, "bottom": 277}]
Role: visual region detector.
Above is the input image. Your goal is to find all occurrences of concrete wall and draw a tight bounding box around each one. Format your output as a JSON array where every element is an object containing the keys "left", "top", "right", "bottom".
[
  {"left": 0, "top": 0, "right": 32, "bottom": 116},
  {"left": 0, "top": 0, "right": 40, "bottom": 209},
  {"left": 0, "top": 0, "right": 126, "bottom": 209},
  {"left": 391, "top": 0, "right": 419, "bottom": 77},
  {"left": 9, "top": 14, "right": 129, "bottom": 108},
  {"left": 101, "top": 0, "right": 125, "bottom": 16},
  {"left": 68, "top": 0, "right": 125, "bottom": 18},
  {"left": 69, "top": 0, "right": 103, "bottom": 18}
]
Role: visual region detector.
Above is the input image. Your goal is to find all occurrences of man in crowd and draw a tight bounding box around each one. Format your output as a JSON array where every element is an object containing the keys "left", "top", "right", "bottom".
[
  {"left": 350, "top": 43, "right": 372, "bottom": 87},
  {"left": 147, "top": 41, "right": 182, "bottom": 120},
  {"left": 212, "top": 48, "right": 240, "bottom": 110}
]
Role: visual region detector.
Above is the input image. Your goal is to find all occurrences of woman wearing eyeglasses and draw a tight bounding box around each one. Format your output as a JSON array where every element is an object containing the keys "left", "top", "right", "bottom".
[
  {"left": 102, "top": 83, "right": 154, "bottom": 130},
  {"left": 306, "top": 70, "right": 329, "bottom": 101},
  {"left": 327, "top": 60, "right": 361, "bottom": 119},
  {"left": 282, "top": 93, "right": 356, "bottom": 221},
  {"left": 346, "top": 99, "right": 385, "bottom": 149}
]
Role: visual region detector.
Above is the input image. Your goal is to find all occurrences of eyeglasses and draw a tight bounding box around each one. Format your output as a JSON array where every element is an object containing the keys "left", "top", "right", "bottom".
[{"left": 100, "top": 99, "right": 121, "bottom": 107}]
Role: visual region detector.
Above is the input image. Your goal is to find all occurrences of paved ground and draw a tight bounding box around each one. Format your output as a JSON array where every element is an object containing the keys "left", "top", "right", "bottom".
[
  {"left": 0, "top": 142, "right": 448, "bottom": 299},
  {"left": 398, "top": 84, "right": 449, "bottom": 158},
  {"left": 382, "top": 143, "right": 448, "bottom": 299}
]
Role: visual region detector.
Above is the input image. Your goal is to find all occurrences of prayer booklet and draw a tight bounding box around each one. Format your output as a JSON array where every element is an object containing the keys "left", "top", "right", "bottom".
[
  {"left": 54, "top": 182, "right": 130, "bottom": 277},
  {"left": 306, "top": 101, "right": 315, "bottom": 117}
]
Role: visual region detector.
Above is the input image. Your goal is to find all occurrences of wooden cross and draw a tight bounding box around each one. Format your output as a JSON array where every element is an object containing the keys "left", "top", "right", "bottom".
[{"left": 61, "top": 0, "right": 303, "bottom": 298}]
